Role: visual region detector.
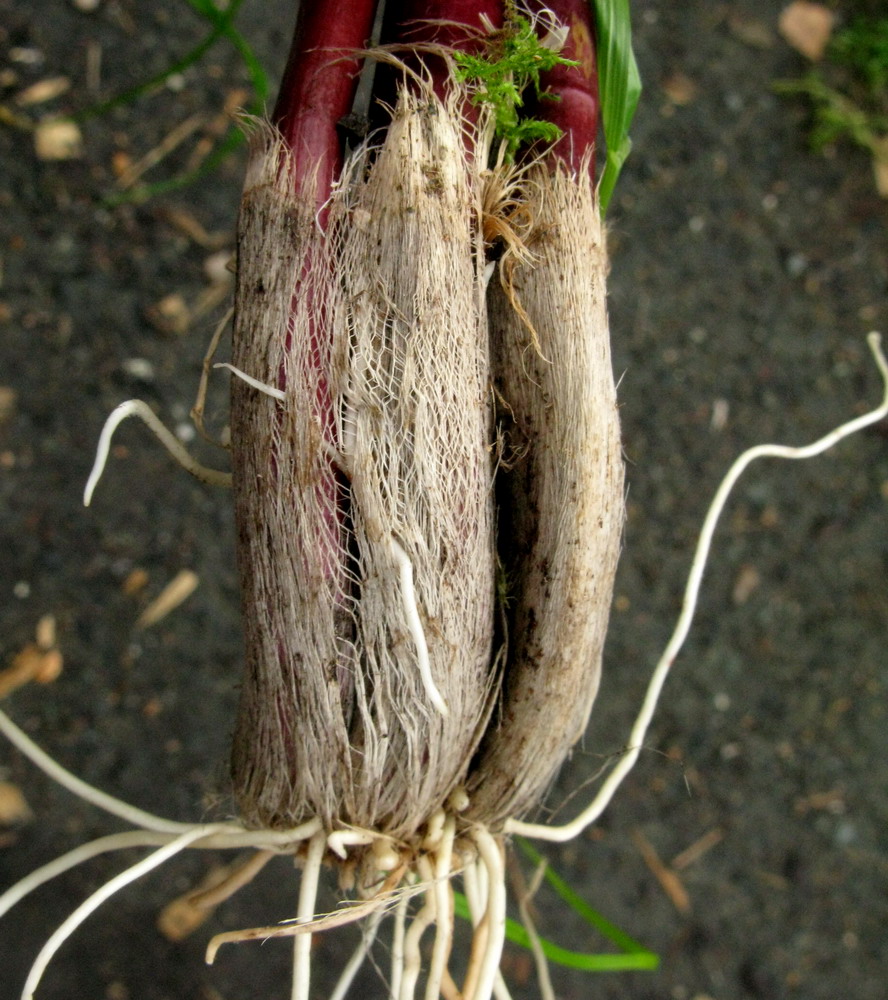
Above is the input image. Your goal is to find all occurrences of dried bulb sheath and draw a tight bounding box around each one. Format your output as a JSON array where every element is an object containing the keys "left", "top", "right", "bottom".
[
  {"left": 466, "top": 165, "right": 625, "bottom": 825},
  {"left": 229, "top": 127, "right": 354, "bottom": 829},
  {"left": 326, "top": 90, "right": 497, "bottom": 834},
  {"left": 230, "top": 91, "right": 498, "bottom": 837}
]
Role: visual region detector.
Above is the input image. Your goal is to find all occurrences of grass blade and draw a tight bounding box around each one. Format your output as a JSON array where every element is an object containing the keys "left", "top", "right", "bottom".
[
  {"left": 453, "top": 837, "right": 658, "bottom": 974},
  {"left": 590, "top": 0, "right": 642, "bottom": 212},
  {"left": 182, "top": 0, "right": 269, "bottom": 106},
  {"left": 517, "top": 839, "right": 655, "bottom": 958},
  {"left": 453, "top": 885, "right": 658, "bottom": 972}
]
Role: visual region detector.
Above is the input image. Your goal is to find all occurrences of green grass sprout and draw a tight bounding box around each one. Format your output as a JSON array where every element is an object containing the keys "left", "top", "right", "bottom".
[
  {"left": 75, "top": 0, "right": 267, "bottom": 202},
  {"left": 516, "top": 838, "right": 659, "bottom": 968},
  {"left": 775, "top": 12, "right": 888, "bottom": 197},
  {"left": 183, "top": 0, "right": 269, "bottom": 106},
  {"left": 830, "top": 15, "right": 888, "bottom": 93},
  {"left": 451, "top": 837, "right": 659, "bottom": 973},
  {"left": 590, "top": 0, "right": 642, "bottom": 213},
  {"left": 453, "top": 15, "right": 579, "bottom": 161}
]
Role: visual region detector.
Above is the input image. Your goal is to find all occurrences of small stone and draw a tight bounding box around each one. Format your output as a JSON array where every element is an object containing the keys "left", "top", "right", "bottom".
[
  {"left": 786, "top": 252, "right": 808, "bottom": 277},
  {"left": 661, "top": 72, "right": 698, "bottom": 106},
  {"left": 122, "top": 568, "right": 150, "bottom": 596},
  {"left": 9, "top": 48, "right": 44, "bottom": 66},
  {"left": 732, "top": 564, "right": 761, "bottom": 605},
  {"left": 204, "top": 249, "right": 234, "bottom": 285},
  {"left": 779, "top": 1, "right": 835, "bottom": 62},
  {"left": 0, "top": 782, "right": 33, "bottom": 826},
  {"left": 121, "top": 357, "right": 155, "bottom": 381},
  {"left": 146, "top": 293, "right": 190, "bottom": 335},
  {"left": 34, "top": 119, "right": 83, "bottom": 161},
  {"left": 15, "top": 76, "right": 71, "bottom": 107}
]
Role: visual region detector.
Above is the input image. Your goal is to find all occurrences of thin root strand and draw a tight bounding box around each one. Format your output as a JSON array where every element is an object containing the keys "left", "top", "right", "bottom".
[
  {"left": 83, "top": 399, "right": 231, "bottom": 506},
  {"left": 21, "top": 825, "right": 223, "bottom": 1000},
  {"left": 506, "top": 331, "right": 888, "bottom": 844}
]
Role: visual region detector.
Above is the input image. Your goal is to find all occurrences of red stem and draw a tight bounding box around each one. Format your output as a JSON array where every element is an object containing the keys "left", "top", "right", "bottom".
[
  {"left": 272, "top": 0, "right": 378, "bottom": 208},
  {"left": 265, "top": 2, "right": 377, "bottom": 608},
  {"left": 523, "top": 0, "right": 600, "bottom": 176},
  {"left": 379, "top": 0, "right": 504, "bottom": 103}
]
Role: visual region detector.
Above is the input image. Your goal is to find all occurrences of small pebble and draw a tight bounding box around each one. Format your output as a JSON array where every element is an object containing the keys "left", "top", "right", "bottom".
[
  {"left": 9, "top": 48, "right": 44, "bottom": 66},
  {"left": 786, "top": 253, "right": 808, "bottom": 277},
  {"left": 121, "top": 357, "right": 155, "bottom": 381},
  {"left": 834, "top": 820, "right": 857, "bottom": 847},
  {"left": 34, "top": 119, "right": 83, "bottom": 160}
]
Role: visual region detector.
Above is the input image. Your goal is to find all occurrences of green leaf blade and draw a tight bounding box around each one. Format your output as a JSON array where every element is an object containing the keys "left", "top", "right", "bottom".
[{"left": 590, "top": 0, "right": 642, "bottom": 212}]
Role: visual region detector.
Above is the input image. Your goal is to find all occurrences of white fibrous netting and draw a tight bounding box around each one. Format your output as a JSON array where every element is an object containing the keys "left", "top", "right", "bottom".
[
  {"left": 230, "top": 93, "right": 498, "bottom": 837},
  {"left": 229, "top": 121, "right": 357, "bottom": 830},
  {"left": 229, "top": 87, "right": 624, "bottom": 839}
]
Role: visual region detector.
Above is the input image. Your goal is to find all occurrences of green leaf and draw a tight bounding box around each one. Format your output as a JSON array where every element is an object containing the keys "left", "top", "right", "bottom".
[
  {"left": 77, "top": 0, "right": 267, "bottom": 200},
  {"left": 73, "top": 26, "right": 228, "bottom": 123},
  {"left": 452, "top": 840, "right": 658, "bottom": 975},
  {"left": 182, "top": 0, "right": 269, "bottom": 106},
  {"left": 0, "top": 1, "right": 262, "bottom": 205},
  {"left": 452, "top": 887, "right": 658, "bottom": 973},
  {"left": 590, "top": 0, "right": 642, "bottom": 212},
  {"left": 830, "top": 17, "right": 888, "bottom": 94},
  {"left": 517, "top": 839, "right": 657, "bottom": 961}
]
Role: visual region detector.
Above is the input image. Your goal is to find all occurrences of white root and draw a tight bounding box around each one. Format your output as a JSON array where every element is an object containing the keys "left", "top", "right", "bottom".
[
  {"left": 214, "top": 361, "right": 287, "bottom": 401},
  {"left": 390, "top": 538, "right": 449, "bottom": 717},
  {"left": 292, "top": 831, "right": 326, "bottom": 1000},
  {"left": 390, "top": 886, "right": 409, "bottom": 1000},
  {"left": 492, "top": 970, "right": 514, "bottom": 1000},
  {"left": 20, "top": 825, "right": 223, "bottom": 1000},
  {"left": 458, "top": 844, "right": 515, "bottom": 1000},
  {"left": 399, "top": 856, "right": 437, "bottom": 1000},
  {"left": 461, "top": 861, "right": 489, "bottom": 1000},
  {"left": 329, "top": 907, "right": 384, "bottom": 1000},
  {"left": 0, "top": 830, "right": 176, "bottom": 919},
  {"left": 424, "top": 816, "right": 456, "bottom": 1000},
  {"left": 507, "top": 331, "right": 888, "bottom": 844},
  {"left": 328, "top": 829, "right": 375, "bottom": 860},
  {"left": 0, "top": 706, "right": 322, "bottom": 849},
  {"left": 469, "top": 829, "right": 506, "bottom": 1000},
  {"left": 517, "top": 861, "right": 555, "bottom": 1000},
  {"left": 422, "top": 808, "right": 446, "bottom": 851},
  {"left": 83, "top": 398, "right": 232, "bottom": 506},
  {"left": 0, "top": 707, "right": 196, "bottom": 835}
]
